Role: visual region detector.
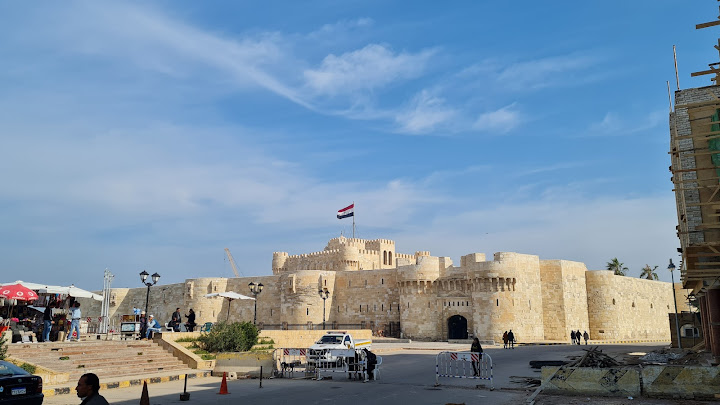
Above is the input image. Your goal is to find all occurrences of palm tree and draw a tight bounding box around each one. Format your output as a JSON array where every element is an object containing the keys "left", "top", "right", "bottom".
[
  {"left": 639, "top": 264, "right": 659, "bottom": 280},
  {"left": 606, "top": 258, "right": 628, "bottom": 276}
]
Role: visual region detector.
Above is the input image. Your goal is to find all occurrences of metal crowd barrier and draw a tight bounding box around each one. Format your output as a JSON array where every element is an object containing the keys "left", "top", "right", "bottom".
[
  {"left": 435, "top": 351, "right": 493, "bottom": 389},
  {"left": 273, "top": 348, "right": 375, "bottom": 381},
  {"left": 309, "top": 348, "right": 369, "bottom": 381},
  {"left": 273, "top": 348, "right": 310, "bottom": 378}
]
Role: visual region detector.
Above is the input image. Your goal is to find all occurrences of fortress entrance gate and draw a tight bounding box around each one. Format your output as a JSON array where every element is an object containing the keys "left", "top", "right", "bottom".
[{"left": 447, "top": 315, "right": 468, "bottom": 340}]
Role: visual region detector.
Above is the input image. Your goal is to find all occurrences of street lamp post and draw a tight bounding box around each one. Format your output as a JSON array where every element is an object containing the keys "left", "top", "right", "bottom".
[
  {"left": 668, "top": 259, "right": 682, "bottom": 349},
  {"left": 139, "top": 270, "right": 161, "bottom": 316},
  {"left": 318, "top": 287, "right": 330, "bottom": 330},
  {"left": 248, "top": 282, "right": 263, "bottom": 325}
]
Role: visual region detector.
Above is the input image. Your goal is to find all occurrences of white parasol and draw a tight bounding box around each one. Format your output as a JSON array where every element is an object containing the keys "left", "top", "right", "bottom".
[{"left": 204, "top": 291, "right": 254, "bottom": 321}]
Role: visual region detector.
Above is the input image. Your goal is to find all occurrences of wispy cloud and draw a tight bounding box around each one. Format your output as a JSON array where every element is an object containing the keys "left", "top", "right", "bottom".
[
  {"left": 394, "top": 90, "right": 457, "bottom": 134},
  {"left": 308, "top": 18, "right": 374, "bottom": 38},
  {"left": 303, "top": 44, "right": 435, "bottom": 96},
  {"left": 473, "top": 103, "right": 521, "bottom": 133},
  {"left": 496, "top": 53, "right": 600, "bottom": 90},
  {"left": 585, "top": 110, "right": 665, "bottom": 137}
]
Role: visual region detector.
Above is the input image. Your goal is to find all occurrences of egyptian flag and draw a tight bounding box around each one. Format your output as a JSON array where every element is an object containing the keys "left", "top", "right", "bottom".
[{"left": 337, "top": 203, "right": 354, "bottom": 219}]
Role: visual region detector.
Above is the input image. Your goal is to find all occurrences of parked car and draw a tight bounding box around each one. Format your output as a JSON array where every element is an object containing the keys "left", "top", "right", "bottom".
[
  {"left": 307, "top": 332, "right": 371, "bottom": 365},
  {"left": 0, "top": 361, "right": 43, "bottom": 404}
]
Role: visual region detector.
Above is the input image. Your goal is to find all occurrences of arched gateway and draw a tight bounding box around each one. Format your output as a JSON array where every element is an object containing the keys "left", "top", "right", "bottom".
[{"left": 447, "top": 315, "right": 468, "bottom": 340}]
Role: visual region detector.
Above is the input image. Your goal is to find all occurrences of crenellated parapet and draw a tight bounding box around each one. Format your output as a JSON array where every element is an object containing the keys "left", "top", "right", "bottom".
[
  {"left": 397, "top": 279, "right": 437, "bottom": 294},
  {"left": 467, "top": 276, "right": 517, "bottom": 292}
]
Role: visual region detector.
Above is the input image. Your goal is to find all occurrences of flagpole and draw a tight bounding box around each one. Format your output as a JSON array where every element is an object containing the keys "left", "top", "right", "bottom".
[{"left": 352, "top": 201, "right": 355, "bottom": 238}]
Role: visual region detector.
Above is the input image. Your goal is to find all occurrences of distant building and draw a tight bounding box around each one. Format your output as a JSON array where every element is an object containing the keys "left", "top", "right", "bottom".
[{"left": 83, "top": 236, "right": 686, "bottom": 342}]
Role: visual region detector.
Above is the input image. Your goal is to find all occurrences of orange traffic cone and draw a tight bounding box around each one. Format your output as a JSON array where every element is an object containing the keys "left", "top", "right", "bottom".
[
  {"left": 140, "top": 381, "right": 150, "bottom": 405},
  {"left": 218, "top": 372, "right": 229, "bottom": 395}
]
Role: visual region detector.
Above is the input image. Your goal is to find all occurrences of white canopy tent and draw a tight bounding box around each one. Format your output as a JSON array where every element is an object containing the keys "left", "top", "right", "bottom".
[
  {"left": 204, "top": 291, "right": 254, "bottom": 321},
  {"left": 2, "top": 280, "right": 103, "bottom": 301}
]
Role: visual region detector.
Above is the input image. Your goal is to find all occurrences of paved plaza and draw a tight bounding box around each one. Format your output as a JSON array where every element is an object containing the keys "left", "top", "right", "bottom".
[{"left": 42, "top": 342, "right": 714, "bottom": 405}]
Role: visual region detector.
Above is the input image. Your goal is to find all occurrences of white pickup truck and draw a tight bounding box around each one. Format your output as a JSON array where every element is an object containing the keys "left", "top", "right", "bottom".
[{"left": 307, "top": 331, "right": 371, "bottom": 365}]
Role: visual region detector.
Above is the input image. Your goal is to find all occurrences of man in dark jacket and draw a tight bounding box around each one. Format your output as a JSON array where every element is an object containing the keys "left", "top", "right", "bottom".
[
  {"left": 171, "top": 308, "right": 182, "bottom": 332},
  {"left": 76, "top": 373, "right": 109, "bottom": 404},
  {"left": 43, "top": 304, "right": 55, "bottom": 342},
  {"left": 470, "top": 338, "right": 483, "bottom": 376}
]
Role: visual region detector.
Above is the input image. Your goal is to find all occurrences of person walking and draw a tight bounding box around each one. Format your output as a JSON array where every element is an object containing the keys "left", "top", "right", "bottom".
[
  {"left": 576, "top": 330, "right": 581, "bottom": 345},
  {"left": 75, "top": 372, "right": 109, "bottom": 404},
  {"left": 43, "top": 303, "right": 55, "bottom": 342},
  {"left": 583, "top": 331, "right": 589, "bottom": 345},
  {"left": 508, "top": 330, "right": 515, "bottom": 349},
  {"left": 570, "top": 330, "right": 576, "bottom": 345},
  {"left": 502, "top": 331, "right": 508, "bottom": 349},
  {"left": 185, "top": 309, "right": 196, "bottom": 332},
  {"left": 470, "top": 337, "right": 483, "bottom": 376},
  {"left": 67, "top": 302, "right": 81, "bottom": 342},
  {"left": 171, "top": 307, "right": 182, "bottom": 332}
]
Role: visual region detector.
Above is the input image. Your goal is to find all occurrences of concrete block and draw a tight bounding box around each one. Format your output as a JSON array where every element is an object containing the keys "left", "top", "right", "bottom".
[
  {"left": 642, "top": 365, "right": 720, "bottom": 399},
  {"left": 541, "top": 367, "right": 640, "bottom": 397}
]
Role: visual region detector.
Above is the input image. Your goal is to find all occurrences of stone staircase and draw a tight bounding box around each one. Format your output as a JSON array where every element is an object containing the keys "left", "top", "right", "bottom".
[{"left": 6, "top": 340, "right": 192, "bottom": 384}]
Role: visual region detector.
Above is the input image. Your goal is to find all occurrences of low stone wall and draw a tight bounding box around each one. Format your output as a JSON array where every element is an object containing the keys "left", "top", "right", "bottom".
[
  {"left": 541, "top": 365, "right": 720, "bottom": 399},
  {"left": 214, "top": 352, "right": 274, "bottom": 378},
  {"left": 6, "top": 357, "right": 70, "bottom": 385},
  {"left": 155, "top": 332, "right": 215, "bottom": 369}
]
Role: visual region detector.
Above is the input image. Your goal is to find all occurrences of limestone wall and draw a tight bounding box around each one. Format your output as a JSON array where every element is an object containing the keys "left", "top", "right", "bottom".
[
  {"left": 399, "top": 279, "right": 442, "bottom": 339},
  {"left": 74, "top": 237, "right": 684, "bottom": 344},
  {"left": 332, "top": 270, "right": 399, "bottom": 330},
  {"left": 586, "top": 271, "right": 675, "bottom": 340},
  {"left": 539, "top": 260, "right": 590, "bottom": 341}
]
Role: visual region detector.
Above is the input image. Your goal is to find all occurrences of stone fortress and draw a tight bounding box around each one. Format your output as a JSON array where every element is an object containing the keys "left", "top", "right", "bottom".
[{"left": 82, "top": 236, "right": 689, "bottom": 342}]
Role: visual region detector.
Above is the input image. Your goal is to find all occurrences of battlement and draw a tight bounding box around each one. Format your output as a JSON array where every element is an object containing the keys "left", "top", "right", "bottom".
[
  {"left": 287, "top": 249, "right": 340, "bottom": 259},
  {"left": 415, "top": 251, "right": 430, "bottom": 257},
  {"left": 326, "top": 236, "right": 396, "bottom": 250}
]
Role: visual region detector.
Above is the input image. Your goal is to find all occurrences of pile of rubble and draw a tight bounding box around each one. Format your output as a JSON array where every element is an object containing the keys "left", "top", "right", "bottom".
[
  {"left": 566, "top": 346, "right": 621, "bottom": 368},
  {"left": 639, "top": 349, "right": 686, "bottom": 364}
]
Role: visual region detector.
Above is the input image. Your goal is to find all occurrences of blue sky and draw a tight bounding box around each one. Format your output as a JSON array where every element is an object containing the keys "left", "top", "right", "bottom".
[{"left": 1, "top": 1, "right": 716, "bottom": 290}]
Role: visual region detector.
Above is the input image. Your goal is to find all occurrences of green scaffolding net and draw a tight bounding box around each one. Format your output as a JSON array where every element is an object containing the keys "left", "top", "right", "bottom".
[{"left": 710, "top": 109, "right": 720, "bottom": 181}]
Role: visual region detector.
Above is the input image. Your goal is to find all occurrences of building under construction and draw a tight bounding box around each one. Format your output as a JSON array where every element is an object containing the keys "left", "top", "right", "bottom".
[{"left": 669, "top": 5, "right": 720, "bottom": 364}]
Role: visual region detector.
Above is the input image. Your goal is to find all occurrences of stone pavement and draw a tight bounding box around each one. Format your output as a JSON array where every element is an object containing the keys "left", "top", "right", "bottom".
[{"left": 43, "top": 340, "right": 698, "bottom": 404}]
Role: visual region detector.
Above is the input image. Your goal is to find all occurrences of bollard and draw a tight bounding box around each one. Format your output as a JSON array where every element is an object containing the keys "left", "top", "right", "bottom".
[
  {"left": 179, "top": 374, "right": 190, "bottom": 401},
  {"left": 259, "top": 366, "right": 263, "bottom": 388}
]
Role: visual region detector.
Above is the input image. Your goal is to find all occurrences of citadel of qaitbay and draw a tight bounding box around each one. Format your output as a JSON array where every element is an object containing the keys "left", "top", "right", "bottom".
[{"left": 84, "top": 235, "right": 688, "bottom": 343}]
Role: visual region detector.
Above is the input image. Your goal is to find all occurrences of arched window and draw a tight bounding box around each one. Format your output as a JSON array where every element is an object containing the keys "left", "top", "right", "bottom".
[
  {"left": 389, "top": 252, "right": 393, "bottom": 266},
  {"left": 383, "top": 251, "right": 387, "bottom": 265}
]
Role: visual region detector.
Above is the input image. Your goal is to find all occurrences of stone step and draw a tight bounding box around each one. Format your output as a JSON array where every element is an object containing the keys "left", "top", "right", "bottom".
[
  {"left": 66, "top": 364, "right": 190, "bottom": 381},
  {"left": 7, "top": 340, "right": 191, "bottom": 382}
]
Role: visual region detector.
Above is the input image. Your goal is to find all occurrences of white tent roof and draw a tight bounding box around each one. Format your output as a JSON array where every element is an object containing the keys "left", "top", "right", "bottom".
[
  {"left": 204, "top": 291, "right": 255, "bottom": 300},
  {"left": 2, "top": 280, "right": 103, "bottom": 301}
]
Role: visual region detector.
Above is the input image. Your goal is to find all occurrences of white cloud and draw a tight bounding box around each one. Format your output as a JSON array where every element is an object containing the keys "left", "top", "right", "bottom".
[
  {"left": 303, "top": 44, "right": 435, "bottom": 96},
  {"left": 586, "top": 110, "right": 665, "bottom": 137},
  {"left": 496, "top": 53, "right": 599, "bottom": 90},
  {"left": 310, "top": 18, "right": 374, "bottom": 37},
  {"left": 394, "top": 90, "right": 457, "bottom": 134},
  {"left": 473, "top": 104, "right": 521, "bottom": 133}
]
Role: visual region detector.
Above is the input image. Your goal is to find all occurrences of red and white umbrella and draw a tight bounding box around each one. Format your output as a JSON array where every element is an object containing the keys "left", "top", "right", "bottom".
[{"left": 0, "top": 283, "right": 39, "bottom": 301}]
